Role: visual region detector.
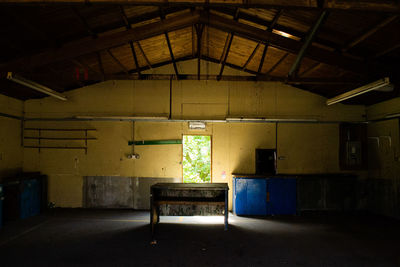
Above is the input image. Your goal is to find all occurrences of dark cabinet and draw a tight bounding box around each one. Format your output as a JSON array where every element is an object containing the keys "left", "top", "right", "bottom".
[{"left": 233, "top": 176, "right": 297, "bottom": 216}]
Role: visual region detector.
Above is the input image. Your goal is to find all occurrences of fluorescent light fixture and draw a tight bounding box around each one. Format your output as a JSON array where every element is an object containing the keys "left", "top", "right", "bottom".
[
  {"left": 188, "top": 121, "right": 206, "bottom": 130},
  {"left": 327, "top": 77, "right": 393, "bottom": 106},
  {"left": 226, "top": 117, "right": 318, "bottom": 122},
  {"left": 6, "top": 72, "right": 67, "bottom": 101},
  {"left": 385, "top": 113, "right": 400, "bottom": 119}
]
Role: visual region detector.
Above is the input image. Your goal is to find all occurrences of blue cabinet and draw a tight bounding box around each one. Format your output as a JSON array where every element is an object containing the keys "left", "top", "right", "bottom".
[{"left": 233, "top": 177, "right": 297, "bottom": 216}]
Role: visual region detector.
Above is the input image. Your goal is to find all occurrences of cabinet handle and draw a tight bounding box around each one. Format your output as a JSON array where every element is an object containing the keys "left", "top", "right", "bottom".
[{"left": 266, "top": 192, "right": 270, "bottom": 202}]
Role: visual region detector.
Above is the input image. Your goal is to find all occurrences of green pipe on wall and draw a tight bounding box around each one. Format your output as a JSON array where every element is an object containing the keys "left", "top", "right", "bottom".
[{"left": 128, "top": 140, "right": 182, "bottom": 146}]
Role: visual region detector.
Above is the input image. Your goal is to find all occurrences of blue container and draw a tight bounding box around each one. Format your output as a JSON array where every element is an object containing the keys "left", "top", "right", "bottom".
[
  {"left": 233, "top": 177, "right": 297, "bottom": 216},
  {"left": 0, "top": 184, "right": 3, "bottom": 228},
  {"left": 20, "top": 179, "right": 41, "bottom": 219}
]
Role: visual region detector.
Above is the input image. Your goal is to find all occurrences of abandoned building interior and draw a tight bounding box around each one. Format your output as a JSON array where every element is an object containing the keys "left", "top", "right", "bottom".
[{"left": 0, "top": 0, "right": 399, "bottom": 266}]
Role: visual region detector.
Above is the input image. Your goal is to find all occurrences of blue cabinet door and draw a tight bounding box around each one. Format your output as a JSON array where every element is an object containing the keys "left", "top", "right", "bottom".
[
  {"left": 233, "top": 178, "right": 267, "bottom": 215},
  {"left": 233, "top": 178, "right": 248, "bottom": 215},
  {"left": 267, "top": 178, "right": 297, "bottom": 215},
  {"left": 246, "top": 178, "right": 267, "bottom": 215}
]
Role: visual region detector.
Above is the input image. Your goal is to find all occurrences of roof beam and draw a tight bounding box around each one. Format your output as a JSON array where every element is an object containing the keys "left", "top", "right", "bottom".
[
  {"left": 342, "top": 15, "right": 398, "bottom": 53},
  {"left": 374, "top": 43, "right": 400, "bottom": 58},
  {"left": 257, "top": 9, "right": 283, "bottom": 74},
  {"left": 159, "top": 7, "right": 179, "bottom": 78},
  {"left": 107, "top": 49, "right": 129, "bottom": 74},
  {"left": 120, "top": 6, "right": 141, "bottom": 75},
  {"left": 137, "top": 41, "right": 152, "bottom": 69},
  {"left": 200, "top": 11, "right": 367, "bottom": 74},
  {"left": 4, "top": 1, "right": 399, "bottom": 13},
  {"left": 195, "top": 24, "right": 204, "bottom": 80},
  {"left": 266, "top": 52, "right": 289, "bottom": 75},
  {"left": 1, "top": 10, "right": 200, "bottom": 72},
  {"left": 218, "top": 33, "right": 234, "bottom": 80},
  {"left": 218, "top": 8, "right": 240, "bottom": 79},
  {"left": 165, "top": 32, "right": 179, "bottom": 77},
  {"left": 106, "top": 73, "right": 360, "bottom": 85},
  {"left": 288, "top": 10, "right": 329, "bottom": 78},
  {"left": 242, "top": 43, "right": 260, "bottom": 71}
]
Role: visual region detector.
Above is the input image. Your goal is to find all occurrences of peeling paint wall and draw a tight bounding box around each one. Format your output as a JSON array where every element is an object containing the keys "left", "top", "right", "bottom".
[
  {"left": 0, "top": 94, "right": 23, "bottom": 180},
  {"left": 22, "top": 79, "right": 365, "bottom": 208}
]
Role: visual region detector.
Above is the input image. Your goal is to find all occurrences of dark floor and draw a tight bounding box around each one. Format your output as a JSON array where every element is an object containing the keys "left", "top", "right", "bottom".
[{"left": 0, "top": 210, "right": 399, "bottom": 267}]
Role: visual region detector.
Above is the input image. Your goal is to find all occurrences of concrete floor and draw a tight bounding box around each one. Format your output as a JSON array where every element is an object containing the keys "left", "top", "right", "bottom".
[{"left": 0, "top": 210, "right": 399, "bottom": 266}]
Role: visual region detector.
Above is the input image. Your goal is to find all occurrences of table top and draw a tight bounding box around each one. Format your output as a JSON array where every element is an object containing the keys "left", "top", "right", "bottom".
[{"left": 151, "top": 183, "right": 229, "bottom": 190}]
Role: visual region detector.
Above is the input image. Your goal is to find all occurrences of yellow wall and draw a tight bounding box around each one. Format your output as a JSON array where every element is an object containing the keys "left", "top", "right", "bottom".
[
  {"left": 0, "top": 94, "right": 23, "bottom": 180},
  {"left": 366, "top": 97, "right": 400, "bottom": 217},
  {"left": 23, "top": 79, "right": 365, "bottom": 207}
]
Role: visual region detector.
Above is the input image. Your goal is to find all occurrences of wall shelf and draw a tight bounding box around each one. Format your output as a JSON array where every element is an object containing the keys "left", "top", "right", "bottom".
[{"left": 23, "top": 128, "right": 97, "bottom": 154}]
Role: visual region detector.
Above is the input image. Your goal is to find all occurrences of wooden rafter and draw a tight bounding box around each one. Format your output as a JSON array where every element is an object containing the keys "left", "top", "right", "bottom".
[
  {"left": 137, "top": 41, "right": 152, "bottom": 69},
  {"left": 200, "top": 11, "right": 368, "bottom": 74},
  {"left": 257, "top": 9, "right": 283, "bottom": 74},
  {"left": 1, "top": 10, "right": 201, "bottom": 72},
  {"left": 2, "top": 10, "right": 385, "bottom": 76},
  {"left": 106, "top": 73, "right": 361, "bottom": 85},
  {"left": 218, "top": 8, "right": 240, "bottom": 79},
  {"left": 266, "top": 53, "right": 289, "bottom": 75},
  {"left": 120, "top": 6, "right": 141, "bottom": 75},
  {"left": 242, "top": 43, "right": 260, "bottom": 71},
  {"left": 96, "top": 52, "right": 105, "bottom": 81},
  {"left": 107, "top": 49, "right": 129, "bottom": 74},
  {"left": 342, "top": 15, "right": 398, "bottom": 53},
  {"left": 374, "top": 43, "right": 400, "bottom": 58},
  {"left": 195, "top": 24, "right": 204, "bottom": 80},
  {"left": 72, "top": 7, "right": 97, "bottom": 38},
  {"left": 3, "top": 0, "right": 399, "bottom": 13}
]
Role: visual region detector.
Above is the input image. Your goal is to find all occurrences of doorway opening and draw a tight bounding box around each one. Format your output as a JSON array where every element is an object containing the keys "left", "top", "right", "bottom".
[{"left": 182, "top": 135, "right": 211, "bottom": 183}]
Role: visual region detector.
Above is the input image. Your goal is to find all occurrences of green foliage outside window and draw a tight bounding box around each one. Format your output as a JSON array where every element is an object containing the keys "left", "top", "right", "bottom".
[{"left": 182, "top": 135, "right": 211, "bottom": 183}]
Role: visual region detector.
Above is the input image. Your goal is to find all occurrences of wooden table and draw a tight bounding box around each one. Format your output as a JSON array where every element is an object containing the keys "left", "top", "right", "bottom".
[{"left": 150, "top": 183, "right": 229, "bottom": 238}]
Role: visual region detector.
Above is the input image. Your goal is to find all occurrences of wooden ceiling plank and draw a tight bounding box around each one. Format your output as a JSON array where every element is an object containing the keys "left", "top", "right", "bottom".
[
  {"left": 342, "top": 15, "right": 398, "bottom": 53},
  {"left": 1, "top": 10, "right": 200, "bottom": 72},
  {"left": 288, "top": 10, "right": 328, "bottom": 78},
  {"left": 266, "top": 52, "right": 289, "bottom": 75},
  {"left": 298, "top": 62, "right": 321, "bottom": 77},
  {"left": 201, "top": 11, "right": 368, "bottom": 74},
  {"left": 107, "top": 49, "right": 129, "bottom": 74}
]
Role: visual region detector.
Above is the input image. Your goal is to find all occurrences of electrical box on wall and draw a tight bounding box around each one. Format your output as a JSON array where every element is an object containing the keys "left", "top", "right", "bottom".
[
  {"left": 340, "top": 123, "right": 367, "bottom": 170},
  {"left": 346, "top": 141, "right": 362, "bottom": 166}
]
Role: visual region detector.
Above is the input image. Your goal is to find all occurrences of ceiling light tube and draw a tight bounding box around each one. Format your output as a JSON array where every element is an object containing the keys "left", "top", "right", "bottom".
[
  {"left": 226, "top": 117, "right": 318, "bottom": 122},
  {"left": 326, "top": 77, "right": 393, "bottom": 106},
  {"left": 7, "top": 72, "right": 67, "bottom": 101}
]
